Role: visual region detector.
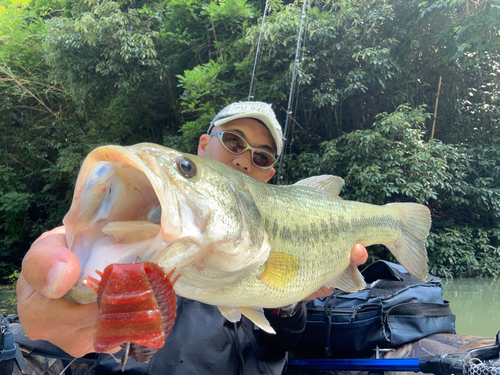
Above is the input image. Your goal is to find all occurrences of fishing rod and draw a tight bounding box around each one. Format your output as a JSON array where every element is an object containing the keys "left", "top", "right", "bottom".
[
  {"left": 288, "top": 339, "right": 500, "bottom": 375},
  {"left": 246, "top": 0, "right": 307, "bottom": 184},
  {"left": 248, "top": 0, "right": 269, "bottom": 101},
  {"left": 276, "top": 0, "right": 308, "bottom": 185}
]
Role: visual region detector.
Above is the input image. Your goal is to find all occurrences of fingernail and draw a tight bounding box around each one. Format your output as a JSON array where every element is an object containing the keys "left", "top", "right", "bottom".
[{"left": 46, "top": 261, "right": 70, "bottom": 297}]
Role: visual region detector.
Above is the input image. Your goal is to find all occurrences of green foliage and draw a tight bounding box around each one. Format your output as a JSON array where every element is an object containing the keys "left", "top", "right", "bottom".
[
  {"left": 386, "top": 0, "right": 500, "bottom": 142},
  {"left": 0, "top": 0, "right": 75, "bottom": 282},
  {"left": 0, "top": 166, "right": 31, "bottom": 251},
  {"left": 286, "top": 104, "right": 499, "bottom": 277},
  {"left": 1, "top": 191, "right": 33, "bottom": 245},
  {"left": 428, "top": 227, "right": 500, "bottom": 278},
  {"left": 44, "top": 0, "right": 167, "bottom": 106},
  {"left": 305, "top": 105, "right": 443, "bottom": 204},
  {"left": 244, "top": 0, "right": 400, "bottom": 140},
  {"left": 177, "top": 59, "right": 228, "bottom": 114},
  {"left": 1, "top": 0, "right": 499, "bottom": 281}
]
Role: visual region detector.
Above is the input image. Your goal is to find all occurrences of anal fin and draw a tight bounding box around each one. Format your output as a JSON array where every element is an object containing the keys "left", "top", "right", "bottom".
[{"left": 323, "top": 262, "right": 366, "bottom": 293}]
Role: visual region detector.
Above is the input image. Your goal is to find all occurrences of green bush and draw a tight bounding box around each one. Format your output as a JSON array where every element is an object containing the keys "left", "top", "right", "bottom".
[{"left": 287, "top": 104, "right": 500, "bottom": 277}]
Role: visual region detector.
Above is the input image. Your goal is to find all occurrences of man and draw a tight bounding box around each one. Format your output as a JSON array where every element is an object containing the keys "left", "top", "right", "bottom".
[{"left": 16, "top": 101, "right": 368, "bottom": 374}]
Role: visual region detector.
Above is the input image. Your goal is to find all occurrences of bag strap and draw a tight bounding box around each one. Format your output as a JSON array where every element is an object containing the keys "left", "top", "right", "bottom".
[
  {"left": 323, "top": 291, "right": 339, "bottom": 357},
  {"left": 385, "top": 302, "right": 454, "bottom": 318}
]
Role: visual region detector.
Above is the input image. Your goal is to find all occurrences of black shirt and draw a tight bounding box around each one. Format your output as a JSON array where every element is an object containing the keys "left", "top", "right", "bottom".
[{"left": 95, "top": 297, "right": 306, "bottom": 375}]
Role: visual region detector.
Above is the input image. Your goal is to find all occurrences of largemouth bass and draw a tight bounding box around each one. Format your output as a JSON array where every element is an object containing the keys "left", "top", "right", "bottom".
[{"left": 64, "top": 143, "right": 430, "bottom": 333}]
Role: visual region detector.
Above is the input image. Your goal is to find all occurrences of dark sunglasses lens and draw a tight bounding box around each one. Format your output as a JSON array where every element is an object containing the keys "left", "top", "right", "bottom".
[
  {"left": 221, "top": 132, "right": 247, "bottom": 153},
  {"left": 253, "top": 151, "right": 274, "bottom": 167}
]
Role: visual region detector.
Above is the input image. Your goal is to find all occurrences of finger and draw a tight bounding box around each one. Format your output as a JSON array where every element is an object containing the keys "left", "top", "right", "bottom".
[
  {"left": 17, "top": 273, "right": 123, "bottom": 357},
  {"left": 22, "top": 226, "right": 81, "bottom": 299},
  {"left": 302, "top": 286, "right": 334, "bottom": 301},
  {"left": 33, "top": 225, "right": 66, "bottom": 243},
  {"left": 350, "top": 243, "right": 368, "bottom": 266},
  {"left": 16, "top": 272, "right": 97, "bottom": 356}
]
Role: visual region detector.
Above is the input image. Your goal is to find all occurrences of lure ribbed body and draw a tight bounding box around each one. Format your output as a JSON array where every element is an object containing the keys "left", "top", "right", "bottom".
[{"left": 85, "top": 262, "right": 178, "bottom": 362}]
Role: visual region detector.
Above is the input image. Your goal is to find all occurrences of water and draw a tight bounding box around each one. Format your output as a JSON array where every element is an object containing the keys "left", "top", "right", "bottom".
[
  {"left": 0, "top": 284, "right": 17, "bottom": 316},
  {"left": 442, "top": 277, "right": 500, "bottom": 337},
  {"left": 0, "top": 279, "right": 499, "bottom": 337}
]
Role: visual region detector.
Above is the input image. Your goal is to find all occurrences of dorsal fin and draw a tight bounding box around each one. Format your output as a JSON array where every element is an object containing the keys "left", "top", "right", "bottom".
[{"left": 293, "top": 175, "right": 345, "bottom": 197}]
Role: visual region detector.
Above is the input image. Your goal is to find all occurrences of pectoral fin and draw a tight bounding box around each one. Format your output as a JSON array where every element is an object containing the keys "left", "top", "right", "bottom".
[
  {"left": 257, "top": 252, "right": 299, "bottom": 289},
  {"left": 323, "top": 262, "right": 366, "bottom": 293}
]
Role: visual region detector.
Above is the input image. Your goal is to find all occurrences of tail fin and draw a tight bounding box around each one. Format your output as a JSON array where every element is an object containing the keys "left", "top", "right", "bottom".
[{"left": 386, "top": 203, "right": 431, "bottom": 280}]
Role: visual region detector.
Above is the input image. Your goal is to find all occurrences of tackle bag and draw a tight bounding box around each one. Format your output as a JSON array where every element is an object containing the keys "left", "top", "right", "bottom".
[
  {"left": 8, "top": 316, "right": 95, "bottom": 375},
  {"left": 0, "top": 314, "right": 19, "bottom": 375},
  {"left": 292, "top": 261, "right": 456, "bottom": 359}
]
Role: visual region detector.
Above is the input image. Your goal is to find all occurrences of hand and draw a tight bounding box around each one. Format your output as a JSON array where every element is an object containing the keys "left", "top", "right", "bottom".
[
  {"left": 16, "top": 226, "right": 113, "bottom": 357},
  {"left": 302, "top": 243, "right": 368, "bottom": 301}
]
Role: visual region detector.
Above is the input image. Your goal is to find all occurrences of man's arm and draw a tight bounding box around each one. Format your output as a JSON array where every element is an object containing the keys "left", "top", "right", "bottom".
[
  {"left": 259, "top": 302, "right": 307, "bottom": 357},
  {"left": 16, "top": 226, "right": 108, "bottom": 357},
  {"left": 17, "top": 227, "right": 367, "bottom": 356}
]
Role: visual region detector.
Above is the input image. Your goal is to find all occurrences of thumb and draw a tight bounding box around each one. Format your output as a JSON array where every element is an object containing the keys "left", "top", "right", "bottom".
[
  {"left": 350, "top": 243, "right": 368, "bottom": 267},
  {"left": 22, "top": 226, "right": 81, "bottom": 298}
]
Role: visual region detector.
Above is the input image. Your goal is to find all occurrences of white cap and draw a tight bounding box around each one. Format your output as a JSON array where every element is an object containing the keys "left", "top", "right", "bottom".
[{"left": 207, "top": 101, "right": 283, "bottom": 156}]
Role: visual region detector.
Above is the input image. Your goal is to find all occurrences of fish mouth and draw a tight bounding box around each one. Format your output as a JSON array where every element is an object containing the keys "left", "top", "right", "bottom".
[{"left": 63, "top": 144, "right": 186, "bottom": 303}]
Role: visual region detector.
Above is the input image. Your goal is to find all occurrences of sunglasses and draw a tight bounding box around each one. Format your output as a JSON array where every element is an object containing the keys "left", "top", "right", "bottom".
[{"left": 210, "top": 130, "right": 276, "bottom": 169}]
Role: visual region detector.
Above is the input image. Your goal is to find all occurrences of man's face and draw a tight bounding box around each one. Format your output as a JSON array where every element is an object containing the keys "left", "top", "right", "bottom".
[{"left": 198, "top": 118, "right": 277, "bottom": 183}]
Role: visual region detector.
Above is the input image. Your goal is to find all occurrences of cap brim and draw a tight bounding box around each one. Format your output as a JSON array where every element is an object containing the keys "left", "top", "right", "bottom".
[{"left": 213, "top": 113, "right": 281, "bottom": 156}]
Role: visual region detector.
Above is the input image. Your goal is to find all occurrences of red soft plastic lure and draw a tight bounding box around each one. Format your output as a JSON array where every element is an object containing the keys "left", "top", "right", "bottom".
[{"left": 85, "top": 262, "right": 180, "bottom": 363}]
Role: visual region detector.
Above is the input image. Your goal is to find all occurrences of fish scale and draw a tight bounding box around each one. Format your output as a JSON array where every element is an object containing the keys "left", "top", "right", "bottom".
[{"left": 63, "top": 143, "right": 430, "bottom": 334}]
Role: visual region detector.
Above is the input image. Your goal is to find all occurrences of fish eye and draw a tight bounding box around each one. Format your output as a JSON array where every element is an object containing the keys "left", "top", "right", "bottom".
[{"left": 176, "top": 157, "right": 197, "bottom": 178}]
